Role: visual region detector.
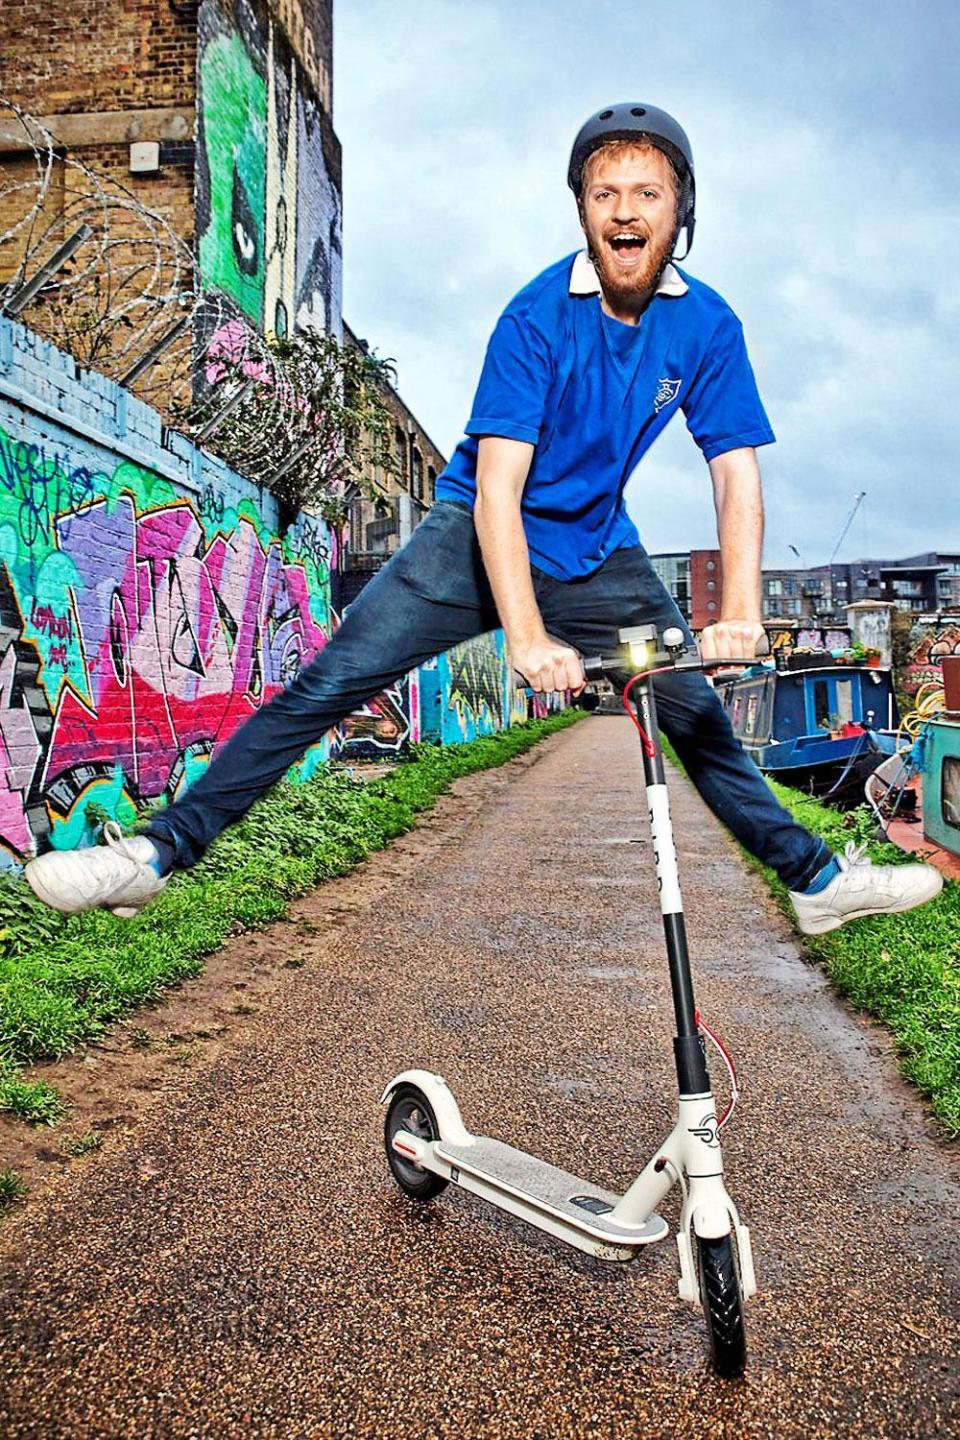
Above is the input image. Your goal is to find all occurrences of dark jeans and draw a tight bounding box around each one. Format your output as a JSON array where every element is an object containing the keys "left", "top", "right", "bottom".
[{"left": 146, "top": 501, "right": 828, "bottom": 890}]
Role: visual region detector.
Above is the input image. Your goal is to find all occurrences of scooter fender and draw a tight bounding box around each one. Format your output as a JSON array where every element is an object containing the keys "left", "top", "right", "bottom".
[{"left": 380, "top": 1069, "right": 473, "bottom": 1147}]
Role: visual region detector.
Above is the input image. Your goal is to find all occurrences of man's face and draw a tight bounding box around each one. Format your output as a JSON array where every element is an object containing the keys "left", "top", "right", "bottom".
[{"left": 578, "top": 144, "right": 679, "bottom": 316}]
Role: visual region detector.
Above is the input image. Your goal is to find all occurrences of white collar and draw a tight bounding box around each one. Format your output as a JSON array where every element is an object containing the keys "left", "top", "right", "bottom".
[{"left": 568, "top": 249, "right": 689, "bottom": 298}]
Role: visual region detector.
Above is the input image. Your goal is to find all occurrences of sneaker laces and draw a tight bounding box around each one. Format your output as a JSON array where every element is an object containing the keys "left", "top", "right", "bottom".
[
  {"left": 839, "top": 840, "right": 871, "bottom": 871},
  {"left": 102, "top": 820, "right": 148, "bottom": 868}
]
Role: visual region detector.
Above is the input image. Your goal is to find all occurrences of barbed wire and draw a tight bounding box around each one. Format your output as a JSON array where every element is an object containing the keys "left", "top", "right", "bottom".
[{"left": 0, "top": 99, "right": 300, "bottom": 491}]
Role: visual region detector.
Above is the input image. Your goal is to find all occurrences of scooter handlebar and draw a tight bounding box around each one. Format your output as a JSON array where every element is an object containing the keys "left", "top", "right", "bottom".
[{"left": 582, "top": 648, "right": 770, "bottom": 680}]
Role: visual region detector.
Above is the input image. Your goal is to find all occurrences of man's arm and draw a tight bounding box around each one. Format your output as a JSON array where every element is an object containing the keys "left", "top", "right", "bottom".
[
  {"left": 700, "top": 445, "right": 767, "bottom": 662},
  {"left": 473, "top": 436, "right": 585, "bottom": 693}
]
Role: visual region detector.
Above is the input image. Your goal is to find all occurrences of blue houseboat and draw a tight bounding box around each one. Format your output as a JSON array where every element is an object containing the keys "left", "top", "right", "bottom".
[{"left": 713, "top": 659, "right": 902, "bottom": 807}]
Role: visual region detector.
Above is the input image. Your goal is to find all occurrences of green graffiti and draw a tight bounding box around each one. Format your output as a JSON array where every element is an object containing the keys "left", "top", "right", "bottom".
[{"left": 198, "top": 31, "right": 268, "bottom": 322}]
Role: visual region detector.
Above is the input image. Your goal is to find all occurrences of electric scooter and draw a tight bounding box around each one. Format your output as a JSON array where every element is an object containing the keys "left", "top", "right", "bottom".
[{"left": 381, "top": 624, "right": 761, "bottom": 1378}]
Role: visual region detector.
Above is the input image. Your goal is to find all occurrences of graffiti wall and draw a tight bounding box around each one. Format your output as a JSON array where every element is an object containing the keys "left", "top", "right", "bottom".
[
  {"left": 906, "top": 618, "right": 960, "bottom": 694},
  {"left": 196, "top": 0, "right": 342, "bottom": 338},
  {"left": 0, "top": 322, "right": 554, "bottom": 868},
  {"left": 0, "top": 319, "right": 338, "bottom": 866}
]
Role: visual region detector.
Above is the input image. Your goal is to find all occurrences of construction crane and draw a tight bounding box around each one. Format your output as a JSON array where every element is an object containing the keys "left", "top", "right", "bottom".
[
  {"left": 829, "top": 491, "right": 867, "bottom": 566},
  {"left": 823, "top": 491, "right": 866, "bottom": 619}
]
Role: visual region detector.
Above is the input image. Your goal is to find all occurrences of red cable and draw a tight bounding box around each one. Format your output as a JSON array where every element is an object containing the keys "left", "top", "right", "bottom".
[
  {"left": 620, "top": 667, "right": 675, "bottom": 757},
  {"left": 695, "top": 1007, "right": 739, "bottom": 1128}
]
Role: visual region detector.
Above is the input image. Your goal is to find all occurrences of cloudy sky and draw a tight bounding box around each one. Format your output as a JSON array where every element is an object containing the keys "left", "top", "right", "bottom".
[{"left": 334, "top": 0, "right": 959, "bottom": 567}]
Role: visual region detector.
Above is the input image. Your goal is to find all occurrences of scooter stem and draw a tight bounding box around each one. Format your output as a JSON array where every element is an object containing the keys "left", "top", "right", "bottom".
[{"left": 632, "top": 674, "right": 710, "bottom": 1096}]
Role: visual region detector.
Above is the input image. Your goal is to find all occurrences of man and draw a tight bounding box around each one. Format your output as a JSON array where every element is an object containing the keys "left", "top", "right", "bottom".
[{"left": 25, "top": 103, "right": 942, "bottom": 934}]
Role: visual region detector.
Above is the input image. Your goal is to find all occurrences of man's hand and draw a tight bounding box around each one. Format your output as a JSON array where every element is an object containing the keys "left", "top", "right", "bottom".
[
  {"left": 699, "top": 618, "right": 766, "bottom": 663},
  {"left": 512, "top": 634, "right": 585, "bottom": 694}
]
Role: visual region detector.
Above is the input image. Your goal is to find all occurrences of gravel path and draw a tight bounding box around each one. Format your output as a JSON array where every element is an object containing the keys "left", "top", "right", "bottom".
[{"left": 1, "top": 716, "right": 957, "bottom": 1439}]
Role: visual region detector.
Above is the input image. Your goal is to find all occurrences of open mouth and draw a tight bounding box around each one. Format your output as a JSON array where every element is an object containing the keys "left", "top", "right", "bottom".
[
  {"left": 608, "top": 233, "right": 648, "bottom": 253},
  {"left": 605, "top": 233, "right": 649, "bottom": 270}
]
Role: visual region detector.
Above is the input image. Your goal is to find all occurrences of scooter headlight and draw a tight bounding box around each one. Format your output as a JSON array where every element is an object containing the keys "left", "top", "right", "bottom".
[{"left": 628, "top": 637, "right": 654, "bottom": 669}]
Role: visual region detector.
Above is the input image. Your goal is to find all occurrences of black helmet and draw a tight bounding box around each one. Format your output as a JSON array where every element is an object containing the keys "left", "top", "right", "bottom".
[{"left": 567, "top": 103, "right": 696, "bottom": 256}]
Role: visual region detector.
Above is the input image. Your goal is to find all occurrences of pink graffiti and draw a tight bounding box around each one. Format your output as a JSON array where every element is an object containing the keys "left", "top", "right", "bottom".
[
  {"left": 204, "top": 320, "right": 273, "bottom": 387},
  {"left": 42, "top": 496, "right": 330, "bottom": 804}
]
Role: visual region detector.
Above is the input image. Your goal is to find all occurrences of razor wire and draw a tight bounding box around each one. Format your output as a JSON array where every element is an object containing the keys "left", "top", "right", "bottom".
[{"left": 0, "top": 99, "right": 344, "bottom": 503}]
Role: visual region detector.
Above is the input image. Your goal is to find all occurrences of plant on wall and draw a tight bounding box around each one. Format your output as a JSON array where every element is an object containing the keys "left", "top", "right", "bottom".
[{"left": 174, "top": 326, "right": 399, "bottom": 530}]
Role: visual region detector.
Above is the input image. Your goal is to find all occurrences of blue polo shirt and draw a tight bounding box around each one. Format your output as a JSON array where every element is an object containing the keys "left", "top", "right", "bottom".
[{"left": 436, "top": 250, "right": 775, "bottom": 581}]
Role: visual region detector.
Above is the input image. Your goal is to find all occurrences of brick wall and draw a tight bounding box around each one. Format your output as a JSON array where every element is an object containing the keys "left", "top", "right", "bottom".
[{"left": 0, "top": 0, "right": 198, "bottom": 115}]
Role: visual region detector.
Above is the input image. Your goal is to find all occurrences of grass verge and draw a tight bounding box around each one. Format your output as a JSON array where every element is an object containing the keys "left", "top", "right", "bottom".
[
  {"left": 0, "top": 712, "right": 582, "bottom": 1130},
  {"left": 665, "top": 736, "right": 959, "bottom": 1135}
]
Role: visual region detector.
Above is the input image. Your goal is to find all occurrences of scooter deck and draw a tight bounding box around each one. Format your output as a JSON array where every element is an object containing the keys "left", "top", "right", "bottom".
[{"left": 435, "top": 1135, "right": 668, "bottom": 1252}]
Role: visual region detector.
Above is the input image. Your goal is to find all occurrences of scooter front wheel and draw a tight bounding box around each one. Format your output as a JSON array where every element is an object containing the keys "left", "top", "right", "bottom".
[
  {"left": 697, "top": 1234, "right": 747, "bottom": 1378},
  {"left": 384, "top": 1084, "right": 449, "bottom": 1201}
]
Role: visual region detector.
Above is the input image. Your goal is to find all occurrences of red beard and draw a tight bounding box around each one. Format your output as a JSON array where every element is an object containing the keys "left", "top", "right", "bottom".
[{"left": 586, "top": 224, "right": 676, "bottom": 315}]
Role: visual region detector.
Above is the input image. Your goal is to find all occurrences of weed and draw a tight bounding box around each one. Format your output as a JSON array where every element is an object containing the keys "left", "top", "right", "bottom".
[
  {"left": 61, "top": 1131, "right": 103, "bottom": 1157},
  {"left": 0, "top": 1167, "right": 26, "bottom": 1212}
]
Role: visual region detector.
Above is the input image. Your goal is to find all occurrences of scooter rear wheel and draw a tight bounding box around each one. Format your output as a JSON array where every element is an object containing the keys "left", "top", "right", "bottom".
[
  {"left": 384, "top": 1084, "right": 449, "bottom": 1201},
  {"left": 697, "top": 1234, "right": 747, "bottom": 1378}
]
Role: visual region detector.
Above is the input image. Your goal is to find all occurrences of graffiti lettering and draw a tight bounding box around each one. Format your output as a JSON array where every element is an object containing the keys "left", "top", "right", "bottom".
[
  {"left": 199, "top": 483, "right": 226, "bottom": 526},
  {"left": 0, "top": 429, "right": 99, "bottom": 548},
  {"left": 30, "top": 601, "right": 73, "bottom": 643}
]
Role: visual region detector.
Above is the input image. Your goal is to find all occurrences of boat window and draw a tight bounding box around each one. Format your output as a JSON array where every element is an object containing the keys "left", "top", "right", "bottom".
[
  {"left": 835, "top": 679, "right": 854, "bottom": 723},
  {"left": 746, "top": 695, "right": 759, "bottom": 735},
  {"left": 943, "top": 758, "right": 960, "bottom": 829},
  {"left": 813, "top": 680, "right": 830, "bottom": 728}
]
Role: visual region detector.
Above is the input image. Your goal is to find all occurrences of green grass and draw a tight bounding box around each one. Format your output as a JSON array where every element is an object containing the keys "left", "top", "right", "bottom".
[
  {"left": 0, "top": 712, "right": 582, "bottom": 1124},
  {"left": 665, "top": 734, "right": 960, "bottom": 1135},
  {"left": 0, "top": 1067, "right": 67, "bottom": 1125}
]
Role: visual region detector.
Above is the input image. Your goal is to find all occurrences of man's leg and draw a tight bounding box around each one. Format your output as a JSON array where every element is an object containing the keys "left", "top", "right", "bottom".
[
  {"left": 146, "top": 502, "right": 498, "bottom": 869},
  {"left": 535, "top": 544, "right": 829, "bottom": 890},
  {"left": 25, "top": 501, "right": 500, "bottom": 911},
  {"left": 534, "top": 544, "right": 942, "bottom": 931}
]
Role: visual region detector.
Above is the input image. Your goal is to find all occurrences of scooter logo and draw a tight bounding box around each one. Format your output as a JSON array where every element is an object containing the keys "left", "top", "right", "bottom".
[
  {"left": 689, "top": 1113, "right": 721, "bottom": 1148},
  {"left": 654, "top": 376, "right": 682, "bottom": 413}
]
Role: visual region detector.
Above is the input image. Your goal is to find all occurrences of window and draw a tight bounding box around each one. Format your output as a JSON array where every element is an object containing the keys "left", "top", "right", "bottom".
[
  {"left": 412, "top": 447, "right": 424, "bottom": 501},
  {"left": 835, "top": 678, "right": 853, "bottom": 723},
  {"left": 706, "top": 559, "right": 716, "bottom": 572},
  {"left": 813, "top": 680, "right": 830, "bottom": 729},
  {"left": 766, "top": 578, "right": 783, "bottom": 597}
]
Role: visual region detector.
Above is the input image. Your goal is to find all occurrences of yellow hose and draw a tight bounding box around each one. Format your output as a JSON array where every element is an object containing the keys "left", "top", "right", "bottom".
[{"left": 897, "top": 681, "right": 946, "bottom": 747}]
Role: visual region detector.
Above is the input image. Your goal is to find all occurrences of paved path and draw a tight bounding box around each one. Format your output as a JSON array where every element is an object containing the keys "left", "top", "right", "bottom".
[{"left": 1, "top": 717, "right": 958, "bottom": 1439}]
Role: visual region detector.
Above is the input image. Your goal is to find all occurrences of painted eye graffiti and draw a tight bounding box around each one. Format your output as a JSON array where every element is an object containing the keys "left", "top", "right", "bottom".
[{"left": 232, "top": 168, "right": 259, "bottom": 275}]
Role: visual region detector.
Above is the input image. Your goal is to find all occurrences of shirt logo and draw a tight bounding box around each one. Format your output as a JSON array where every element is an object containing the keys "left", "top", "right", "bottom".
[{"left": 654, "top": 376, "right": 682, "bottom": 414}]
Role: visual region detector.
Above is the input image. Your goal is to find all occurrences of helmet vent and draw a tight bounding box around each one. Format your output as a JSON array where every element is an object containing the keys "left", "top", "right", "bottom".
[
  {"left": 598, "top": 109, "right": 614, "bottom": 120},
  {"left": 630, "top": 107, "right": 647, "bottom": 117}
]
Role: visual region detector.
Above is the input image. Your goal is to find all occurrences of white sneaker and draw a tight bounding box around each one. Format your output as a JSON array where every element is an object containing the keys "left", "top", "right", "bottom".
[
  {"left": 24, "top": 822, "right": 169, "bottom": 919},
  {"left": 790, "top": 841, "right": 943, "bottom": 935}
]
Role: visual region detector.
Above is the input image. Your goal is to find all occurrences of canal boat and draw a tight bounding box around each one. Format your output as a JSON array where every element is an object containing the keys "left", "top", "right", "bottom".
[{"left": 713, "top": 658, "right": 902, "bottom": 807}]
